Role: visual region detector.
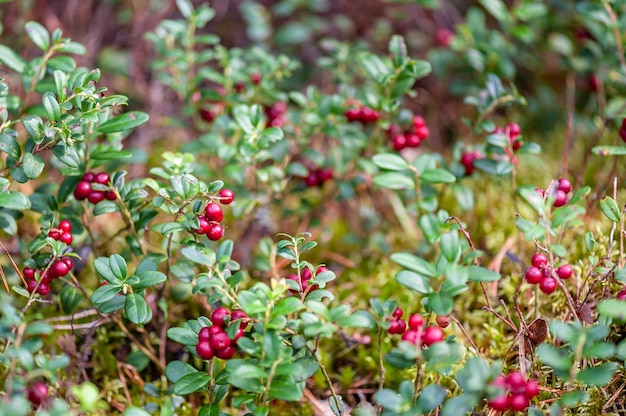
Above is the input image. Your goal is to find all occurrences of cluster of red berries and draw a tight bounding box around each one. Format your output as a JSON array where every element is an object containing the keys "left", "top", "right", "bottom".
[
  {"left": 27, "top": 381, "right": 49, "bottom": 407},
  {"left": 494, "top": 122, "right": 523, "bottom": 151},
  {"left": 524, "top": 253, "right": 573, "bottom": 294},
  {"left": 302, "top": 166, "right": 333, "bottom": 188},
  {"left": 345, "top": 105, "right": 380, "bottom": 124},
  {"left": 287, "top": 266, "right": 328, "bottom": 294},
  {"left": 73, "top": 171, "right": 115, "bottom": 204},
  {"left": 46, "top": 219, "right": 74, "bottom": 245},
  {"left": 535, "top": 177, "right": 572, "bottom": 208},
  {"left": 388, "top": 115, "right": 430, "bottom": 151},
  {"left": 619, "top": 118, "right": 626, "bottom": 142},
  {"left": 264, "top": 102, "right": 287, "bottom": 127},
  {"left": 195, "top": 307, "right": 249, "bottom": 361},
  {"left": 487, "top": 371, "right": 540, "bottom": 412},
  {"left": 193, "top": 189, "right": 235, "bottom": 241},
  {"left": 460, "top": 150, "right": 484, "bottom": 175},
  {"left": 386, "top": 308, "right": 445, "bottom": 347}
]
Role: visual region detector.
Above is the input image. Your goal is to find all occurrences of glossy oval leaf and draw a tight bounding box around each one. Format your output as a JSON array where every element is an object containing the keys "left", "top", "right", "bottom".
[
  {"left": 173, "top": 371, "right": 211, "bottom": 395},
  {"left": 372, "top": 153, "right": 409, "bottom": 171},
  {"left": 96, "top": 111, "right": 149, "bottom": 134}
]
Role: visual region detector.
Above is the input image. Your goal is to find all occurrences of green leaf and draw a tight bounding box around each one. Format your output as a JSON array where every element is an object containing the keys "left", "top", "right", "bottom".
[
  {"left": 373, "top": 172, "right": 415, "bottom": 190},
  {"left": 181, "top": 245, "right": 215, "bottom": 265},
  {"left": 42, "top": 91, "right": 61, "bottom": 121},
  {"left": 93, "top": 201, "right": 119, "bottom": 215},
  {"left": 132, "top": 271, "right": 167, "bottom": 290},
  {"left": 0, "top": 191, "right": 31, "bottom": 210},
  {"left": 271, "top": 297, "right": 302, "bottom": 317},
  {"left": 428, "top": 292, "right": 454, "bottom": 315},
  {"left": 388, "top": 35, "right": 408, "bottom": 67},
  {"left": 25, "top": 21, "right": 50, "bottom": 51},
  {"left": 597, "top": 299, "right": 626, "bottom": 321},
  {"left": 391, "top": 253, "right": 438, "bottom": 277},
  {"left": 109, "top": 254, "right": 128, "bottom": 280},
  {"left": 96, "top": 111, "right": 149, "bottom": 133},
  {"left": 268, "top": 380, "right": 303, "bottom": 401},
  {"left": 576, "top": 362, "right": 620, "bottom": 386},
  {"left": 173, "top": 371, "right": 211, "bottom": 395},
  {"left": 0, "top": 44, "right": 26, "bottom": 73},
  {"left": 478, "top": 0, "right": 509, "bottom": 22},
  {"left": 22, "top": 153, "right": 45, "bottom": 180},
  {"left": 537, "top": 344, "right": 572, "bottom": 379},
  {"left": 125, "top": 294, "right": 151, "bottom": 324},
  {"left": 467, "top": 266, "right": 501, "bottom": 282},
  {"left": 420, "top": 168, "right": 456, "bottom": 184},
  {"left": 416, "top": 385, "right": 446, "bottom": 412},
  {"left": 167, "top": 327, "right": 198, "bottom": 346},
  {"left": 441, "top": 393, "right": 479, "bottom": 416},
  {"left": 0, "top": 134, "right": 21, "bottom": 159},
  {"left": 227, "top": 363, "right": 267, "bottom": 393},
  {"left": 94, "top": 257, "right": 119, "bottom": 283},
  {"left": 91, "top": 283, "right": 122, "bottom": 304},
  {"left": 373, "top": 389, "right": 403, "bottom": 412},
  {"left": 336, "top": 311, "right": 376, "bottom": 329},
  {"left": 600, "top": 196, "right": 621, "bottom": 223},
  {"left": 395, "top": 270, "right": 432, "bottom": 294},
  {"left": 122, "top": 408, "right": 151, "bottom": 416},
  {"left": 372, "top": 153, "right": 409, "bottom": 171}
]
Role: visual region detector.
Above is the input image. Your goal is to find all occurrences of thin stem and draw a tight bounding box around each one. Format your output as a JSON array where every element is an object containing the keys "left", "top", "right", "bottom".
[{"left": 306, "top": 344, "right": 343, "bottom": 415}]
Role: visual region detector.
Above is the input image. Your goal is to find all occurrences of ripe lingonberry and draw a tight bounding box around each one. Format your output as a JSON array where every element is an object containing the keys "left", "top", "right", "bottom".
[
  {"left": 620, "top": 127, "right": 626, "bottom": 143},
  {"left": 59, "top": 220, "right": 72, "bottom": 233},
  {"left": 23, "top": 267, "right": 35, "bottom": 280},
  {"left": 415, "top": 125, "right": 429, "bottom": 140},
  {"left": 435, "top": 28, "right": 454, "bottom": 47},
  {"left": 316, "top": 168, "right": 333, "bottom": 183},
  {"left": 345, "top": 108, "right": 361, "bottom": 122},
  {"left": 48, "top": 230, "right": 62, "bottom": 240},
  {"left": 304, "top": 172, "right": 320, "bottom": 187},
  {"left": 558, "top": 178, "right": 572, "bottom": 193},
  {"left": 617, "top": 288, "right": 626, "bottom": 300},
  {"left": 524, "top": 379, "right": 540, "bottom": 398},
  {"left": 509, "top": 393, "right": 530, "bottom": 411},
  {"left": 94, "top": 172, "right": 110, "bottom": 185},
  {"left": 506, "top": 371, "right": 526, "bottom": 391},
  {"left": 412, "top": 115, "right": 425, "bottom": 129},
  {"left": 230, "top": 310, "right": 249, "bottom": 329},
  {"left": 27, "top": 382, "right": 49, "bottom": 406},
  {"left": 194, "top": 216, "right": 211, "bottom": 234},
  {"left": 211, "top": 307, "right": 230, "bottom": 328},
  {"left": 553, "top": 190, "right": 568, "bottom": 207},
  {"left": 60, "top": 232, "right": 73, "bottom": 245},
  {"left": 405, "top": 133, "right": 421, "bottom": 148},
  {"left": 392, "top": 134, "right": 407, "bottom": 151},
  {"left": 525, "top": 266, "right": 543, "bottom": 284},
  {"left": 250, "top": 72, "right": 261, "bottom": 85},
  {"left": 436, "top": 315, "right": 450, "bottom": 328},
  {"left": 209, "top": 332, "right": 231, "bottom": 351},
  {"left": 215, "top": 345, "right": 236, "bottom": 359},
  {"left": 388, "top": 319, "right": 406, "bottom": 335},
  {"left": 87, "top": 190, "right": 105, "bottom": 204},
  {"left": 104, "top": 191, "right": 117, "bottom": 201},
  {"left": 539, "top": 277, "right": 558, "bottom": 294},
  {"left": 392, "top": 307, "right": 403, "bottom": 318},
  {"left": 422, "top": 326, "right": 444, "bottom": 346},
  {"left": 27, "top": 279, "right": 38, "bottom": 293},
  {"left": 206, "top": 223, "right": 224, "bottom": 241},
  {"left": 204, "top": 203, "right": 224, "bottom": 222},
  {"left": 531, "top": 253, "right": 548, "bottom": 268},
  {"left": 63, "top": 258, "right": 74, "bottom": 270},
  {"left": 460, "top": 151, "right": 482, "bottom": 176},
  {"left": 401, "top": 329, "right": 420, "bottom": 345},
  {"left": 507, "top": 122, "right": 521, "bottom": 138},
  {"left": 408, "top": 313, "right": 424, "bottom": 330},
  {"left": 233, "top": 328, "right": 245, "bottom": 341},
  {"left": 82, "top": 172, "right": 95, "bottom": 182},
  {"left": 359, "top": 107, "right": 379, "bottom": 123},
  {"left": 73, "top": 181, "right": 91, "bottom": 200},
  {"left": 196, "top": 341, "right": 214, "bottom": 360},
  {"left": 218, "top": 189, "right": 235, "bottom": 204},
  {"left": 198, "top": 327, "right": 211, "bottom": 342},
  {"left": 51, "top": 260, "right": 70, "bottom": 278},
  {"left": 37, "top": 283, "right": 50, "bottom": 296},
  {"left": 557, "top": 264, "right": 573, "bottom": 279},
  {"left": 207, "top": 325, "right": 224, "bottom": 337},
  {"left": 488, "top": 395, "right": 510, "bottom": 412}
]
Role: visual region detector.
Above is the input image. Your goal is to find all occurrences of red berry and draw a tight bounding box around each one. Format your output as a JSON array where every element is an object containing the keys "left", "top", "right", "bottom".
[
  {"left": 27, "top": 279, "right": 37, "bottom": 293},
  {"left": 412, "top": 115, "right": 425, "bottom": 128},
  {"left": 194, "top": 216, "right": 211, "bottom": 234},
  {"left": 302, "top": 268, "right": 313, "bottom": 280},
  {"left": 210, "top": 331, "right": 231, "bottom": 351},
  {"left": 230, "top": 310, "right": 249, "bottom": 329},
  {"left": 27, "top": 382, "right": 49, "bottom": 406},
  {"left": 315, "top": 168, "right": 333, "bottom": 183},
  {"left": 553, "top": 189, "right": 568, "bottom": 207},
  {"left": 539, "top": 277, "right": 558, "bottom": 294},
  {"left": 215, "top": 345, "right": 236, "bottom": 359},
  {"left": 435, "top": 28, "right": 454, "bottom": 47},
  {"left": 392, "top": 307, "right": 403, "bottom": 318},
  {"left": 60, "top": 232, "right": 73, "bottom": 245},
  {"left": 23, "top": 267, "right": 35, "bottom": 280},
  {"left": 198, "top": 327, "right": 211, "bottom": 342},
  {"left": 620, "top": 127, "right": 626, "bottom": 143},
  {"left": 617, "top": 289, "right": 626, "bottom": 300},
  {"left": 37, "top": 283, "right": 50, "bottom": 296},
  {"left": 435, "top": 315, "right": 450, "bottom": 328},
  {"left": 73, "top": 181, "right": 92, "bottom": 200},
  {"left": 415, "top": 125, "right": 430, "bottom": 140},
  {"left": 460, "top": 151, "right": 482, "bottom": 175},
  {"left": 200, "top": 108, "right": 215, "bottom": 123},
  {"left": 104, "top": 191, "right": 117, "bottom": 201},
  {"left": 557, "top": 264, "right": 573, "bottom": 279},
  {"left": 535, "top": 187, "right": 546, "bottom": 198},
  {"left": 51, "top": 260, "right": 70, "bottom": 278},
  {"left": 345, "top": 108, "right": 361, "bottom": 122},
  {"left": 558, "top": 178, "right": 572, "bottom": 193},
  {"left": 196, "top": 341, "right": 214, "bottom": 360},
  {"left": 388, "top": 319, "right": 406, "bottom": 335},
  {"left": 315, "top": 266, "right": 329, "bottom": 276},
  {"left": 47, "top": 230, "right": 62, "bottom": 240},
  {"left": 401, "top": 329, "right": 421, "bottom": 345},
  {"left": 507, "top": 122, "right": 521, "bottom": 139},
  {"left": 359, "top": 107, "right": 379, "bottom": 123},
  {"left": 250, "top": 72, "right": 261, "bottom": 85},
  {"left": 492, "top": 375, "right": 508, "bottom": 388},
  {"left": 392, "top": 134, "right": 407, "bottom": 151},
  {"left": 509, "top": 393, "right": 530, "bottom": 411},
  {"left": 211, "top": 307, "right": 230, "bottom": 328},
  {"left": 204, "top": 203, "right": 224, "bottom": 222},
  {"left": 82, "top": 172, "right": 95, "bottom": 182},
  {"left": 405, "top": 133, "right": 421, "bottom": 148},
  {"left": 63, "top": 258, "right": 74, "bottom": 270},
  {"left": 87, "top": 190, "right": 105, "bottom": 204},
  {"left": 488, "top": 395, "right": 510, "bottom": 412},
  {"left": 207, "top": 325, "right": 224, "bottom": 338},
  {"left": 525, "top": 266, "right": 543, "bottom": 284},
  {"left": 304, "top": 172, "right": 321, "bottom": 187},
  {"left": 40, "top": 272, "right": 53, "bottom": 284},
  {"left": 408, "top": 314, "right": 424, "bottom": 330},
  {"left": 94, "top": 172, "right": 110, "bottom": 185},
  {"left": 218, "top": 189, "right": 235, "bottom": 204},
  {"left": 58, "top": 220, "right": 72, "bottom": 233},
  {"left": 524, "top": 379, "right": 540, "bottom": 398},
  {"left": 531, "top": 253, "right": 548, "bottom": 268},
  {"left": 506, "top": 371, "right": 526, "bottom": 391},
  {"left": 511, "top": 138, "right": 522, "bottom": 150},
  {"left": 233, "top": 328, "right": 245, "bottom": 342},
  {"left": 206, "top": 223, "right": 224, "bottom": 241},
  {"left": 422, "top": 326, "right": 444, "bottom": 346}
]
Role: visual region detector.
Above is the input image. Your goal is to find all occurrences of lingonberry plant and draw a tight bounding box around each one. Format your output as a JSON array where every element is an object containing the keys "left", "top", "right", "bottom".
[{"left": 2, "top": 0, "right": 626, "bottom": 415}]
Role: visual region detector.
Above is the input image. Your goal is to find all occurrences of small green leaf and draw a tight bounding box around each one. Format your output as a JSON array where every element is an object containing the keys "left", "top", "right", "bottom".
[
  {"left": 416, "top": 384, "right": 446, "bottom": 412},
  {"left": 576, "top": 362, "right": 620, "bottom": 386},
  {"left": 467, "top": 266, "right": 501, "bottom": 282},
  {"left": 91, "top": 283, "right": 122, "bottom": 304},
  {"left": 0, "top": 134, "right": 21, "bottom": 159},
  {"left": 0, "top": 44, "right": 26, "bottom": 73},
  {"left": 391, "top": 253, "right": 438, "bottom": 277},
  {"left": 597, "top": 299, "right": 626, "bottom": 321},
  {"left": 42, "top": 91, "right": 61, "bottom": 121},
  {"left": 132, "top": 271, "right": 167, "bottom": 290},
  {"left": 167, "top": 327, "right": 198, "bottom": 346},
  {"left": 373, "top": 172, "right": 415, "bottom": 190},
  {"left": 109, "top": 254, "right": 128, "bottom": 280},
  {"left": 125, "top": 294, "right": 151, "bottom": 324},
  {"left": 22, "top": 153, "right": 45, "bottom": 180},
  {"left": 600, "top": 196, "right": 621, "bottom": 223},
  {"left": 428, "top": 292, "right": 454, "bottom": 315},
  {"left": 336, "top": 311, "right": 376, "bottom": 329},
  {"left": 395, "top": 270, "right": 432, "bottom": 294},
  {"left": 478, "top": 0, "right": 509, "bottom": 22},
  {"left": 165, "top": 361, "right": 198, "bottom": 383},
  {"left": 0, "top": 191, "right": 31, "bottom": 210},
  {"left": 372, "top": 153, "right": 409, "bottom": 171},
  {"left": 174, "top": 371, "right": 211, "bottom": 395},
  {"left": 420, "top": 168, "right": 456, "bottom": 184},
  {"left": 96, "top": 111, "right": 149, "bottom": 133},
  {"left": 25, "top": 21, "right": 50, "bottom": 51}
]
